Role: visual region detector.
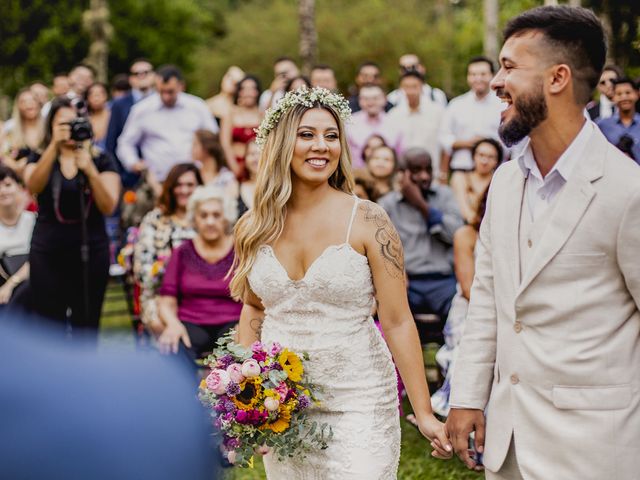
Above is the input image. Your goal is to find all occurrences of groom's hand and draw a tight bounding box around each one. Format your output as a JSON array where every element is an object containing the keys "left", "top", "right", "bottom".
[{"left": 445, "top": 408, "right": 485, "bottom": 471}]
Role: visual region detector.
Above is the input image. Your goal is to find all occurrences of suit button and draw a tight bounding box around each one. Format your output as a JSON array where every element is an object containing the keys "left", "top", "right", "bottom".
[
  {"left": 510, "top": 374, "right": 520, "bottom": 385},
  {"left": 514, "top": 321, "right": 523, "bottom": 333},
  {"left": 527, "top": 239, "right": 532, "bottom": 248}
]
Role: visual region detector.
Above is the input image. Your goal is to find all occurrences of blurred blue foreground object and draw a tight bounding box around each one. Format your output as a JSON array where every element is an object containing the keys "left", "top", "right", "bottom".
[{"left": 0, "top": 315, "right": 219, "bottom": 480}]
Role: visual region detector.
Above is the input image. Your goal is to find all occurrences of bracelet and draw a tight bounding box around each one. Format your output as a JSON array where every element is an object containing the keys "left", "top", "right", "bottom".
[{"left": 7, "top": 276, "right": 20, "bottom": 287}]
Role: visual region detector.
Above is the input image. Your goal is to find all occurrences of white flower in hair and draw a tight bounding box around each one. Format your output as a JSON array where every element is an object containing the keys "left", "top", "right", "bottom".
[{"left": 254, "top": 86, "right": 352, "bottom": 149}]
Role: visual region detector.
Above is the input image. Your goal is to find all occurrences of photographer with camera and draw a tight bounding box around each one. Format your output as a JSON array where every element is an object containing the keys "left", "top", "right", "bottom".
[{"left": 23, "top": 97, "right": 120, "bottom": 341}]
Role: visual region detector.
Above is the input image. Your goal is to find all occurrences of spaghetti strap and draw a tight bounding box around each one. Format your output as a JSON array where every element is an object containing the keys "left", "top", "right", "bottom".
[{"left": 345, "top": 196, "right": 359, "bottom": 244}]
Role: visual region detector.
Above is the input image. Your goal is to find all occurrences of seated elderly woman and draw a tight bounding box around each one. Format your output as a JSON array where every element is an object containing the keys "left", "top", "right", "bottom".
[{"left": 156, "top": 185, "right": 241, "bottom": 359}]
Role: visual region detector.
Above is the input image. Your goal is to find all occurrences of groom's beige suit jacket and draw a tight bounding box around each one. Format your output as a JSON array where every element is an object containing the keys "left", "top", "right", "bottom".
[{"left": 450, "top": 127, "right": 640, "bottom": 479}]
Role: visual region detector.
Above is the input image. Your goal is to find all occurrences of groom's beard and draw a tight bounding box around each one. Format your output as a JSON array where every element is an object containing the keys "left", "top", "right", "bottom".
[{"left": 498, "top": 85, "right": 548, "bottom": 147}]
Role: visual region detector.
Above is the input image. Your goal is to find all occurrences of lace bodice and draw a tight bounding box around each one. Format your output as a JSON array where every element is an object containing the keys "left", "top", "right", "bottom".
[{"left": 247, "top": 197, "right": 400, "bottom": 479}]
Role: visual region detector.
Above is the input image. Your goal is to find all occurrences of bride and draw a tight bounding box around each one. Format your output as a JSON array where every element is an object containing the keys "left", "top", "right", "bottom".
[{"left": 232, "top": 88, "right": 451, "bottom": 478}]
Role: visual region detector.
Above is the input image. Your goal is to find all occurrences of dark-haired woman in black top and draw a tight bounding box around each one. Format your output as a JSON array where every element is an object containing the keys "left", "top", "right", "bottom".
[{"left": 24, "top": 96, "right": 120, "bottom": 341}]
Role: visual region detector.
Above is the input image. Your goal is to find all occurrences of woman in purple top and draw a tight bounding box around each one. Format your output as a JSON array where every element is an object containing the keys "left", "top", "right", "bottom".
[{"left": 157, "top": 185, "right": 241, "bottom": 359}]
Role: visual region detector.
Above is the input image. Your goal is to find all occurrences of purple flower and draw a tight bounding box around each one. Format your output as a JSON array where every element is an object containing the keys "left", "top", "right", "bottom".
[
  {"left": 223, "top": 399, "right": 236, "bottom": 413},
  {"left": 251, "top": 341, "right": 264, "bottom": 353},
  {"left": 252, "top": 350, "right": 267, "bottom": 362},
  {"left": 298, "top": 394, "right": 311, "bottom": 410},
  {"left": 235, "top": 409, "right": 268, "bottom": 426},
  {"left": 224, "top": 437, "right": 241, "bottom": 450},
  {"left": 217, "top": 354, "right": 235, "bottom": 369},
  {"left": 226, "top": 382, "right": 241, "bottom": 396}
]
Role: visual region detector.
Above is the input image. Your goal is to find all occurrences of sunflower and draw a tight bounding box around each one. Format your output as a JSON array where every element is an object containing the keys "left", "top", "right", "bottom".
[
  {"left": 279, "top": 349, "right": 304, "bottom": 382},
  {"left": 259, "top": 403, "right": 292, "bottom": 433},
  {"left": 232, "top": 377, "right": 263, "bottom": 411}
]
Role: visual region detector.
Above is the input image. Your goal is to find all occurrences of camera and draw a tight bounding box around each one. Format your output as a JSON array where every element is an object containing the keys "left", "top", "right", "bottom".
[{"left": 67, "top": 118, "right": 94, "bottom": 142}]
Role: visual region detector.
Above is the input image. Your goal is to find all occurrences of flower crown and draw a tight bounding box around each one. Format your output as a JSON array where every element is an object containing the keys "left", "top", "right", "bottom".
[{"left": 254, "top": 87, "right": 352, "bottom": 149}]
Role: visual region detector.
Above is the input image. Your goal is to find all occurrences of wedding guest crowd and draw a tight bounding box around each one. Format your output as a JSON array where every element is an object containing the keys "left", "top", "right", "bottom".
[{"left": 1, "top": 42, "right": 638, "bottom": 377}]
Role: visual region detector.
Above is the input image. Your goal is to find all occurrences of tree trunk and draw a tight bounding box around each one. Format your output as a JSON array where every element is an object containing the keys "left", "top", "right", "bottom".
[
  {"left": 544, "top": 0, "right": 558, "bottom": 5},
  {"left": 483, "top": 0, "right": 499, "bottom": 61},
  {"left": 298, "top": 0, "right": 317, "bottom": 76},
  {"left": 568, "top": 0, "right": 581, "bottom": 6},
  {"left": 83, "top": 0, "right": 113, "bottom": 83}
]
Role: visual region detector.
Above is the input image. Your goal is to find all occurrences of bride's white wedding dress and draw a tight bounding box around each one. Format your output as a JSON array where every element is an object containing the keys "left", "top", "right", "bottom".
[{"left": 248, "top": 197, "right": 401, "bottom": 479}]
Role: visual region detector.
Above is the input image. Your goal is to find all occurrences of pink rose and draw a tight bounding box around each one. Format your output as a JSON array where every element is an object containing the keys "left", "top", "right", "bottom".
[
  {"left": 264, "top": 396, "right": 280, "bottom": 412},
  {"left": 241, "top": 359, "right": 261, "bottom": 378},
  {"left": 275, "top": 381, "right": 289, "bottom": 401},
  {"left": 227, "top": 450, "right": 237, "bottom": 464},
  {"left": 206, "top": 369, "right": 231, "bottom": 395},
  {"left": 226, "top": 363, "right": 245, "bottom": 384}
]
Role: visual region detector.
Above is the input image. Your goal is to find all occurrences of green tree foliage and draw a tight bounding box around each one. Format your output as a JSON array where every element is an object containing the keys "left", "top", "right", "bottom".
[
  {"left": 1, "top": 0, "right": 637, "bottom": 102},
  {"left": 0, "top": 0, "right": 225, "bottom": 98},
  {"left": 107, "top": 0, "right": 222, "bottom": 78},
  {"left": 0, "top": 0, "right": 88, "bottom": 94},
  {"left": 191, "top": 0, "right": 541, "bottom": 100}
]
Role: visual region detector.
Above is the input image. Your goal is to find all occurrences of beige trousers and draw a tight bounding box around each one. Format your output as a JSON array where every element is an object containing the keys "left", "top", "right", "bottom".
[{"left": 485, "top": 436, "right": 524, "bottom": 480}]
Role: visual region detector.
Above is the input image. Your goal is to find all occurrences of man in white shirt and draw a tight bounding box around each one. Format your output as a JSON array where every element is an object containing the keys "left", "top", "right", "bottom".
[
  {"left": 446, "top": 6, "right": 640, "bottom": 480},
  {"left": 117, "top": 65, "right": 218, "bottom": 185},
  {"left": 388, "top": 71, "right": 445, "bottom": 173},
  {"left": 387, "top": 53, "right": 448, "bottom": 108},
  {"left": 438, "top": 56, "right": 503, "bottom": 181}
]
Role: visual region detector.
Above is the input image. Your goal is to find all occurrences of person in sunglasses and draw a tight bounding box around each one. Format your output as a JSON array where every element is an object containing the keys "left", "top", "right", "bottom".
[{"left": 587, "top": 64, "right": 623, "bottom": 121}]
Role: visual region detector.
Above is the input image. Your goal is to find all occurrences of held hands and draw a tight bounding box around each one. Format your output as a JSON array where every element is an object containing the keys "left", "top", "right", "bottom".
[
  {"left": 445, "top": 408, "right": 485, "bottom": 471},
  {"left": 157, "top": 321, "right": 192, "bottom": 355},
  {"left": 417, "top": 413, "right": 454, "bottom": 459}
]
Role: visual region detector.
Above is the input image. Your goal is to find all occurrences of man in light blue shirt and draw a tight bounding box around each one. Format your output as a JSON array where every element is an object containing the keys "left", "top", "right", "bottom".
[
  {"left": 117, "top": 65, "right": 218, "bottom": 183},
  {"left": 597, "top": 77, "right": 640, "bottom": 163}
]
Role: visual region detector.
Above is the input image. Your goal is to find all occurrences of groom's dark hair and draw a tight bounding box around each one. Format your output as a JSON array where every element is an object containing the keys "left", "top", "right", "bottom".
[{"left": 503, "top": 5, "right": 606, "bottom": 105}]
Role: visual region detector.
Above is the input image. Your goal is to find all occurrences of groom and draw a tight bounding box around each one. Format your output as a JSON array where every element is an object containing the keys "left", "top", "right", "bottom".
[{"left": 446, "top": 6, "right": 640, "bottom": 480}]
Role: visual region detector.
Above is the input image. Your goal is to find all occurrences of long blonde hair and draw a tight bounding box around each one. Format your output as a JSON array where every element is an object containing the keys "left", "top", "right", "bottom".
[
  {"left": 3, "top": 88, "right": 43, "bottom": 152},
  {"left": 230, "top": 103, "right": 354, "bottom": 301}
]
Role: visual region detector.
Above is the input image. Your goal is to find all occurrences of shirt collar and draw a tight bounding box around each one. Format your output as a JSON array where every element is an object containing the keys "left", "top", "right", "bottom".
[
  {"left": 516, "top": 120, "right": 594, "bottom": 182},
  {"left": 613, "top": 112, "right": 640, "bottom": 126},
  {"left": 152, "top": 92, "right": 185, "bottom": 110}
]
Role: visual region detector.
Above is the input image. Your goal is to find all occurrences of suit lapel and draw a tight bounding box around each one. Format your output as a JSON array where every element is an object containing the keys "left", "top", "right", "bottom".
[
  {"left": 503, "top": 167, "right": 526, "bottom": 292},
  {"left": 515, "top": 129, "right": 606, "bottom": 297}
]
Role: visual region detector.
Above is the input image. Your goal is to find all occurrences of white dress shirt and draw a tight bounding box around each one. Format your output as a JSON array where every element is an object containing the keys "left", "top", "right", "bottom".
[
  {"left": 516, "top": 120, "right": 594, "bottom": 221},
  {"left": 387, "top": 100, "right": 445, "bottom": 172},
  {"left": 598, "top": 95, "right": 615, "bottom": 120},
  {"left": 439, "top": 90, "right": 503, "bottom": 170},
  {"left": 117, "top": 92, "right": 218, "bottom": 181}
]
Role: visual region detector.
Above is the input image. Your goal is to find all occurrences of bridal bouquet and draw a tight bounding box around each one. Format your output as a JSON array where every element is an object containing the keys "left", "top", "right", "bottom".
[{"left": 199, "top": 332, "right": 332, "bottom": 467}]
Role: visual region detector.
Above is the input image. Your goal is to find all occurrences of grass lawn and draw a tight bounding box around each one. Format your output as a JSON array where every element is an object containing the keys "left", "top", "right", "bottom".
[{"left": 101, "top": 279, "right": 483, "bottom": 480}]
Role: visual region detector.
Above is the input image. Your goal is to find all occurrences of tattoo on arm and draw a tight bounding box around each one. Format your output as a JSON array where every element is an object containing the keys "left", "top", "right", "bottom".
[
  {"left": 362, "top": 202, "right": 405, "bottom": 278},
  {"left": 250, "top": 317, "right": 264, "bottom": 338}
]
